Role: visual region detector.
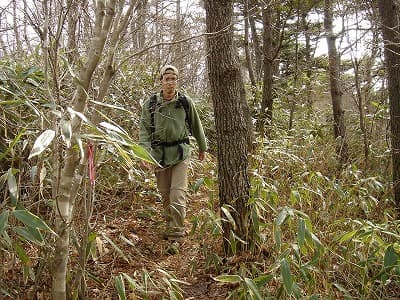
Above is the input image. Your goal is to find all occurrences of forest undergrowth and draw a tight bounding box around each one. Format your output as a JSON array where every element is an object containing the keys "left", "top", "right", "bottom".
[
  {"left": 2, "top": 119, "right": 400, "bottom": 299},
  {"left": 1, "top": 61, "right": 399, "bottom": 300}
]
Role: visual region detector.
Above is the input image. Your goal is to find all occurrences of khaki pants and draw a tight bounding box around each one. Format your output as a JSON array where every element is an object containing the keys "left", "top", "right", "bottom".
[{"left": 155, "top": 159, "right": 188, "bottom": 236}]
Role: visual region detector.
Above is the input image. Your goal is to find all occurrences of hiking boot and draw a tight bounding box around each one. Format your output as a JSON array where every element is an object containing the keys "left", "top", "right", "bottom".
[
  {"left": 165, "top": 241, "right": 180, "bottom": 255},
  {"left": 161, "top": 230, "right": 186, "bottom": 241}
]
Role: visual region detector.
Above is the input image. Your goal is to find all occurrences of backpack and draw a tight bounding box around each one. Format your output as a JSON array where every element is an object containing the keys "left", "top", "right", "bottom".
[
  {"left": 148, "top": 92, "right": 192, "bottom": 166},
  {"left": 148, "top": 92, "right": 192, "bottom": 137}
]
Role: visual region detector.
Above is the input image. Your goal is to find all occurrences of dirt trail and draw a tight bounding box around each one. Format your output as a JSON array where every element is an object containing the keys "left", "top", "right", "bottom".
[{"left": 86, "top": 191, "right": 228, "bottom": 300}]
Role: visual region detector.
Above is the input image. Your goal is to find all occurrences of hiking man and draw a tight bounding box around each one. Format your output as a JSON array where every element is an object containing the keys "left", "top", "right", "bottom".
[{"left": 139, "top": 65, "right": 207, "bottom": 248}]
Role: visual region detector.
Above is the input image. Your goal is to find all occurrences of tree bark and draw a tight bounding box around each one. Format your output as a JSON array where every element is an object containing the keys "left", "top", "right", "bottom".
[
  {"left": 378, "top": 0, "right": 400, "bottom": 208},
  {"left": 135, "top": 0, "right": 148, "bottom": 50},
  {"left": 173, "top": 0, "right": 183, "bottom": 69},
  {"left": 258, "top": 3, "right": 274, "bottom": 136},
  {"left": 205, "top": 0, "right": 252, "bottom": 254},
  {"left": 52, "top": 1, "right": 117, "bottom": 299},
  {"left": 324, "top": 0, "right": 349, "bottom": 166},
  {"left": 249, "top": 0, "right": 262, "bottom": 81},
  {"left": 301, "top": 12, "right": 313, "bottom": 111},
  {"left": 67, "top": 0, "right": 79, "bottom": 64},
  {"left": 243, "top": 0, "right": 256, "bottom": 87},
  {"left": 353, "top": 58, "right": 369, "bottom": 165}
]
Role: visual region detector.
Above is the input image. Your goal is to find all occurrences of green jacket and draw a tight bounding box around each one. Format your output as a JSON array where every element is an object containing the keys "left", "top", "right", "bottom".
[{"left": 139, "top": 92, "right": 207, "bottom": 166}]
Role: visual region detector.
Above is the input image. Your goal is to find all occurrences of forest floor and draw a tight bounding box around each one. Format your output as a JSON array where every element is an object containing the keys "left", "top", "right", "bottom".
[
  {"left": 1, "top": 189, "right": 229, "bottom": 300},
  {"left": 84, "top": 186, "right": 230, "bottom": 300}
]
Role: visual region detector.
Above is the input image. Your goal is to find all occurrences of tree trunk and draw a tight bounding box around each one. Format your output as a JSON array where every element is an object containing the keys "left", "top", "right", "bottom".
[
  {"left": 52, "top": 1, "right": 117, "bottom": 299},
  {"left": 249, "top": 0, "right": 262, "bottom": 81},
  {"left": 301, "top": 12, "right": 313, "bottom": 111},
  {"left": 66, "top": 0, "right": 79, "bottom": 64},
  {"left": 289, "top": 6, "right": 301, "bottom": 132},
  {"left": 135, "top": 0, "right": 147, "bottom": 50},
  {"left": 353, "top": 58, "right": 369, "bottom": 166},
  {"left": 205, "top": 0, "right": 252, "bottom": 255},
  {"left": 12, "top": 0, "right": 22, "bottom": 53},
  {"left": 378, "top": 0, "right": 400, "bottom": 209},
  {"left": 258, "top": 4, "right": 274, "bottom": 136},
  {"left": 243, "top": 0, "right": 256, "bottom": 88},
  {"left": 324, "top": 0, "right": 349, "bottom": 166},
  {"left": 173, "top": 0, "right": 183, "bottom": 69}
]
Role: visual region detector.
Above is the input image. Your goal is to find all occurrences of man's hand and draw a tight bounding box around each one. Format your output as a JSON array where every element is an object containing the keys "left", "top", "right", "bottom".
[{"left": 198, "top": 151, "right": 205, "bottom": 161}]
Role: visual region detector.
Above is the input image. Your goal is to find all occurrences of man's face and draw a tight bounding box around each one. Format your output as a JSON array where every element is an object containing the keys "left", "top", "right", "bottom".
[{"left": 161, "top": 72, "right": 178, "bottom": 95}]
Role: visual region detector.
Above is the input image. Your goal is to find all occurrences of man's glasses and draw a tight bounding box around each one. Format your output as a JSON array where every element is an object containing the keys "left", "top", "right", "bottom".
[{"left": 163, "top": 78, "right": 177, "bottom": 83}]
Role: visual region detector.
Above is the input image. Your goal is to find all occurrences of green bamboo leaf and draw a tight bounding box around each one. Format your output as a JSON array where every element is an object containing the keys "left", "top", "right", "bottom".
[
  {"left": 213, "top": 274, "right": 242, "bottom": 283},
  {"left": 253, "top": 274, "right": 273, "bottom": 288},
  {"left": 338, "top": 230, "right": 358, "bottom": 243},
  {"left": 102, "top": 234, "right": 130, "bottom": 263},
  {"left": 244, "top": 277, "right": 263, "bottom": 300},
  {"left": 276, "top": 208, "right": 290, "bottom": 226},
  {"left": 221, "top": 206, "right": 236, "bottom": 229},
  {"left": 88, "top": 231, "right": 97, "bottom": 242},
  {"left": 0, "top": 210, "right": 9, "bottom": 234},
  {"left": 274, "top": 225, "right": 282, "bottom": 250},
  {"left": 67, "top": 107, "right": 89, "bottom": 124},
  {"left": 297, "top": 218, "right": 306, "bottom": 252},
  {"left": 7, "top": 169, "right": 18, "bottom": 199},
  {"left": 384, "top": 245, "right": 398, "bottom": 268},
  {"left": 119, "top": 234, "right": 136, "bottom": 247},
  {"left": 9, "top": 192, "right": 18, "bottom": 207},
  {"left": 290, "top": 190, "right": 300, "bottom": 205},
  {"left": 0, "top": 85, "right": 17, "bottom": 96},
  {"left": 90, "top": 100, "right": 131, "bottom": 112},
  {"left": 13, "top": 241, "right": 30, "bottom": 265},
  {"left": 191, "top": 177, "right": 205, "bottom": 193},
  {"left": 0, "top": 128, "right": 26, "bottom": 161},
  {"left": 87, "top": 272, "right": 103, "bottom": 284},
  {"left": 333, "top": 283, "right": 352, "bottom": 299},
  {"left": 280, "top": 258, "right": 293, "bottom": 295},
  {"left": 99, "top": 121, "right": 128, "bottom": 135},
  {"left": 129, "top": 143, "right": 159, "bottom": 165},
  {"left": 13, "top": 226, "right": 44, "bottom": 245},
  {"left": 310, "top": 232, "right": 324, "bottom": 251},
  {"left": 12, "top": 210, "right": 56, "bottom": 235},
  {"left": 114, "top": 274, "right": 126, "bottom": 300},
  {"left": 25, "top": 77, "right": 39, "bottom": 87},
  {"left": 122, "top": 273, "right": 137, "bottom": 290},
  {"left": 28, "top": 129, "right": 55, "bottom": 159},
  {"left": 24, "top": 100, "right": 41, "bottom": 117},
  {"left": 0, "top": 100, "right": 25, "bottom": 105}
]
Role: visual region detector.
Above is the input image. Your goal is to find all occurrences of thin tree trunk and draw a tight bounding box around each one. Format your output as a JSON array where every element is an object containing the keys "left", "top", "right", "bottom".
[
  {"left": 289, "top": 6, "right": 300, "bottom": 132},
  {"left": 244, "top": 0, "right": 256, "bottom": 87},
  {"left": 205, "top": 0, "right": 252, "bottom": 254},
  {"left": 324, "top": 0, "right": 349, "bottom": 166},
  {"left": 173, "top": 0, "right": 183, "bottom": 69},
  {"left": 132, "top": 0, "right": 147, "bottom": 50},
  {"left": 12, "top": 0, "right": 22, "bottom": 53},
  {"left": 249, "top": 0, "right": 262, "bottom": 81},
  {"left": 301, "top": 12, "right": 313, "bottom": 111},
  {"left": 352, "top": 57, "right": 369, "bottom": 167},
  {"left": 378, "top": 0, "right": 400, "bottom": 209},
  {"left": 258, "top": 3, "right": 274, "bottom": 136},
  {"left": 67, "top": 0, "right": 79, "bottom": 64},
  {"left": 52, "top": 1, "right": 117, "bottom": 299}
]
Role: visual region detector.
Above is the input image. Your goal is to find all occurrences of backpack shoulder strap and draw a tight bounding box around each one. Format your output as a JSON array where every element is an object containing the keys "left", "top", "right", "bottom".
[
  {"left": 177, "top": 93, "right": 192, "bottom": 135},
  {"left": 149, "top": 94, "right": 158, "bottom": 136}
]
